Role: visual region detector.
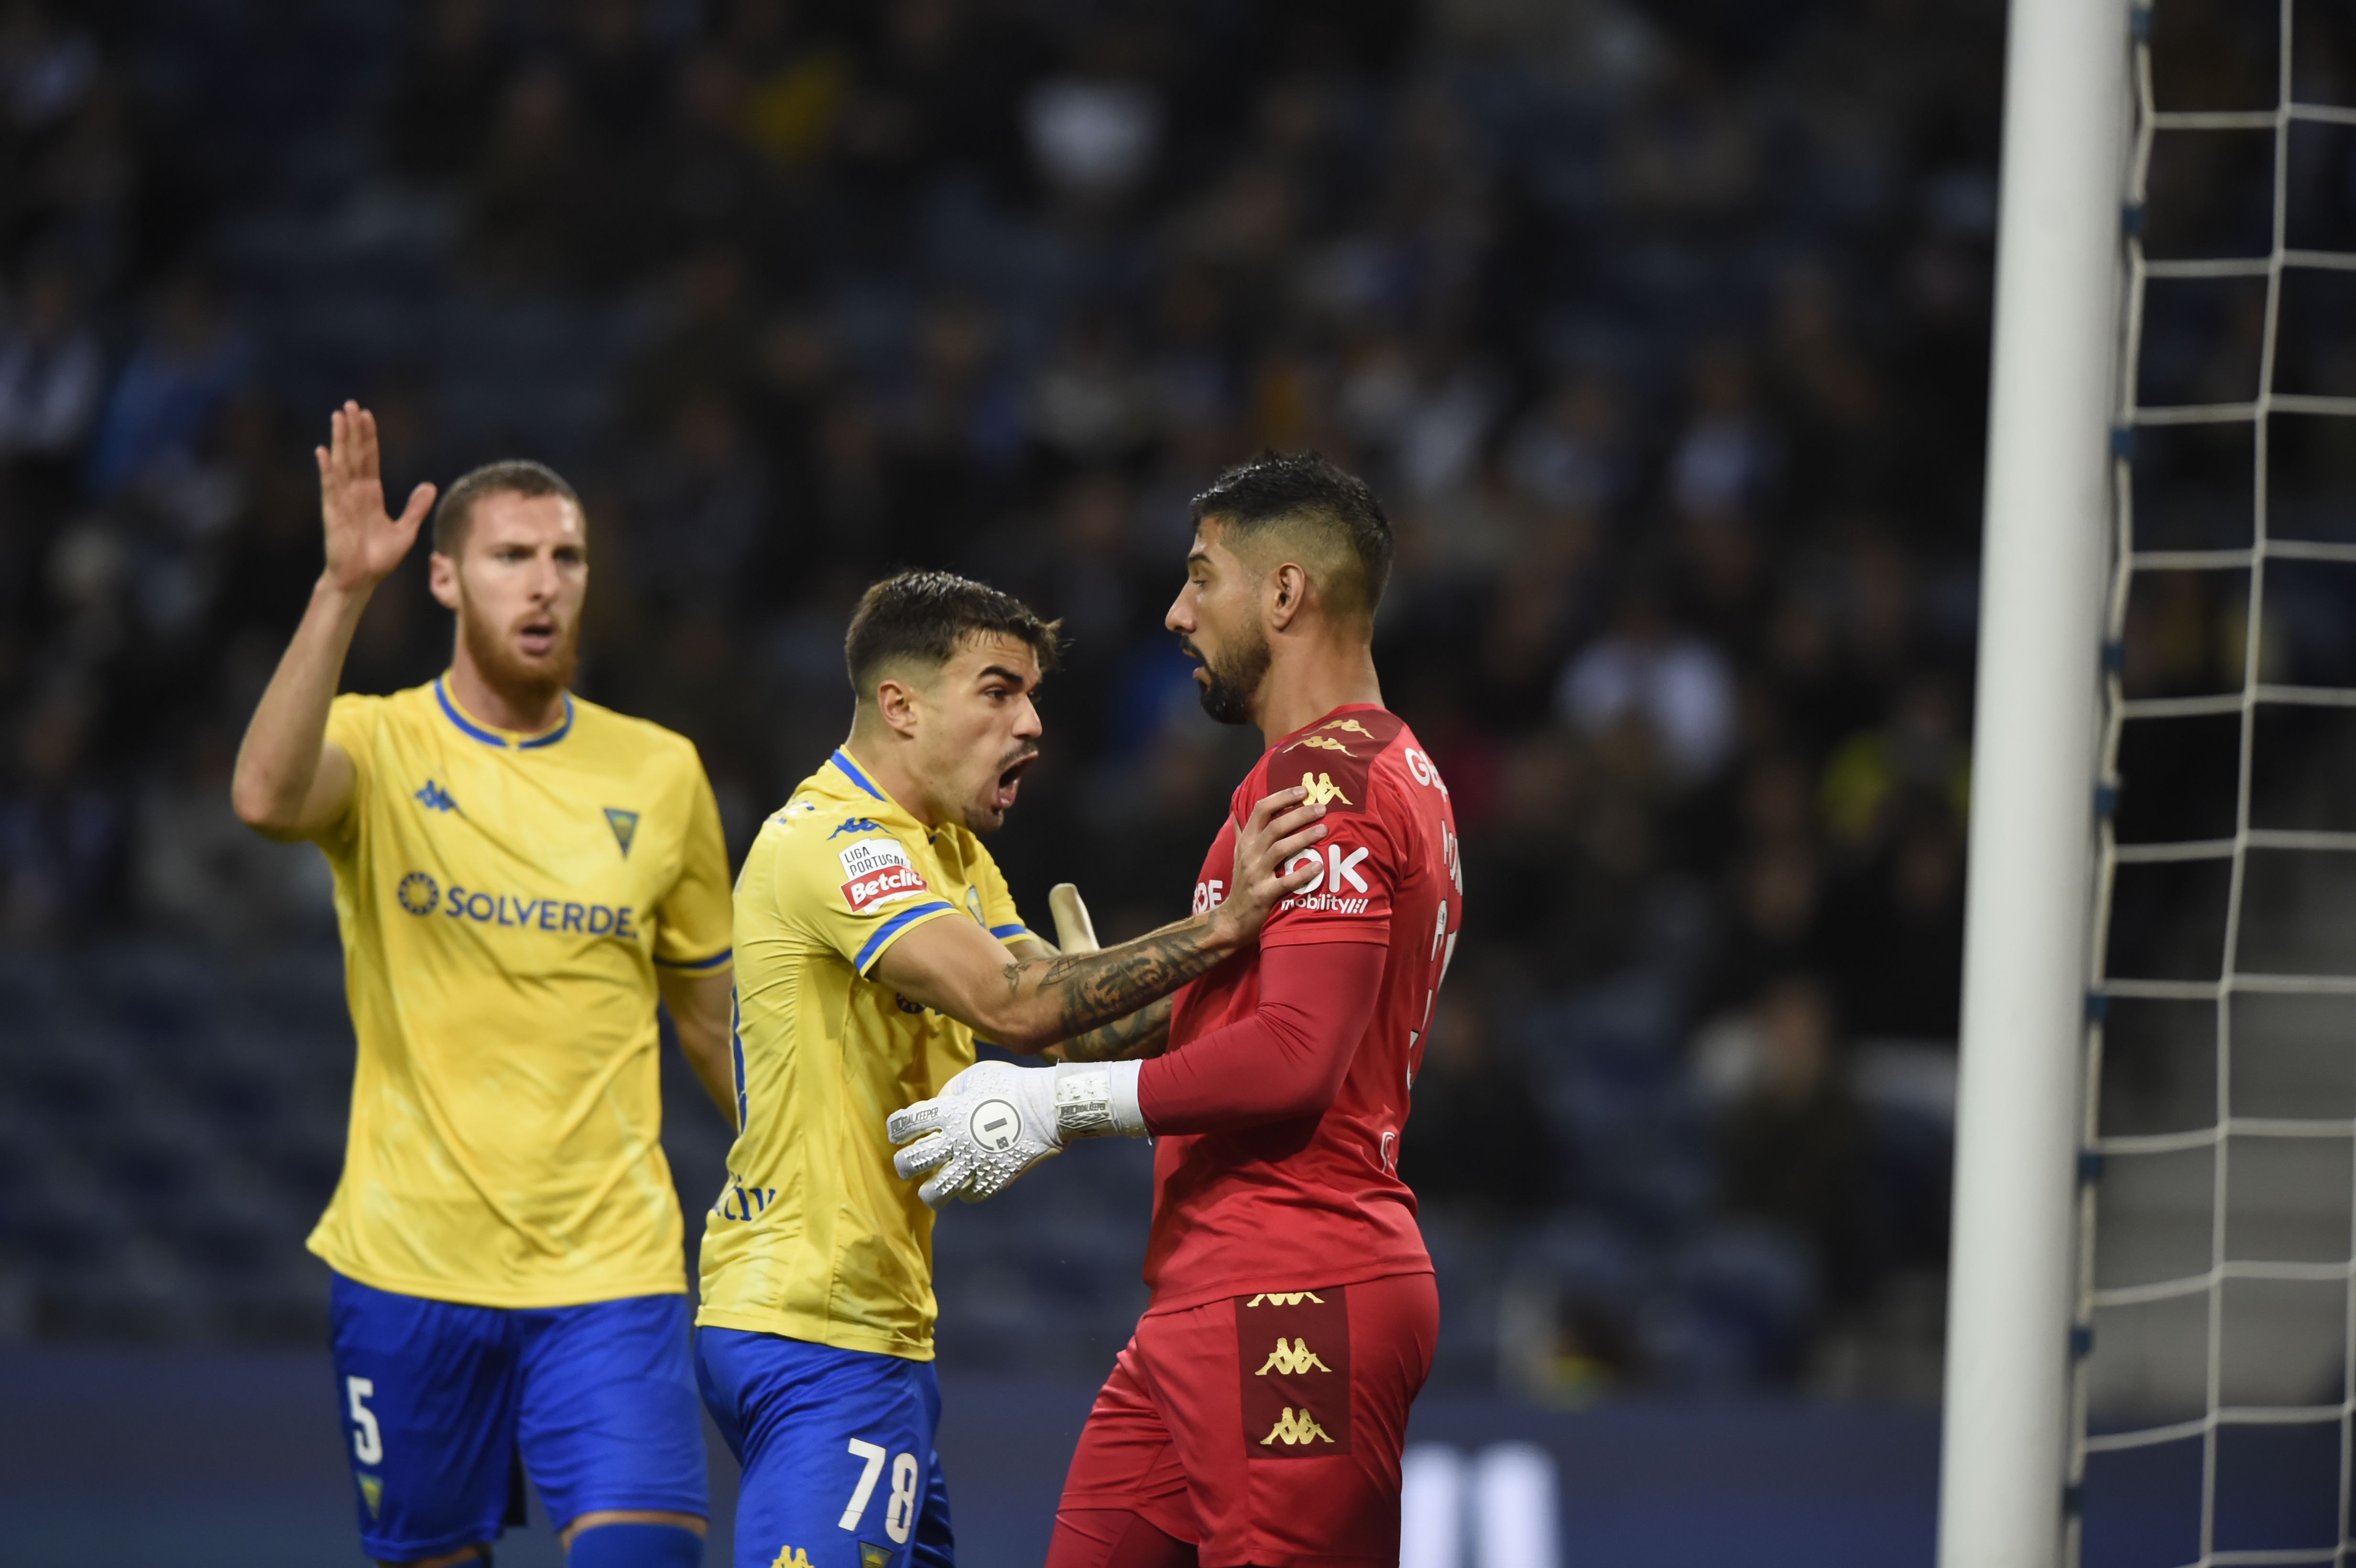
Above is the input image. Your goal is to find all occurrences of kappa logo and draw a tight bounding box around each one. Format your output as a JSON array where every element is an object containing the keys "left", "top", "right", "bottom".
[
  {"left": 604, "top": 807, "right": 639, "bottom": 858},
  {"left": 769, "top": 1549, "right": 813, "bottom": 1568},
  {"left": 1298, "top": 771, "right": 1352, "bottom": 807},
  {"left": 1289, "top": 733, "right": 1355, "bottom": 756},
  {"left": 1259, "top": 1407, "right": 1336, "bottom": 1447},
  {"left": 1254, "top": 1337, "right": 1332, "bottom": 1376},
  {"left": 1245, "top": 1291, "right": 1325, "bottom": 1307},
  {"left": 1323, "top": 718, "right": 1376, "bottom": 738},
  {"left": 830, "top": 817, "right": 884, "bottom": 838},
  {"left": 414, "top": 779, "right": 458, "bottom": 812}
]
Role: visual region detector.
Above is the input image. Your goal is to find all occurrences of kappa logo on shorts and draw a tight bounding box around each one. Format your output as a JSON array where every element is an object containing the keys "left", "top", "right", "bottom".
[
  {"left": 1259, "top": 1407, "right": 1337, "bottom": 1448},
  {"left": 1237, "top": 1286, "right": 1351, "bottom": 1458},
  {"left": 769, "top": 1549, "right": 813, "bottom": 1568},
  {"left": 1254, "top": 1337, "right": 1332, "bottom": 1376}
]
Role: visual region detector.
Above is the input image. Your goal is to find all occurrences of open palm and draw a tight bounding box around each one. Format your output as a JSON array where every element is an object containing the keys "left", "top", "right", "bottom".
[{"left": 316, "top": 399, "right": 436, "bottom": 594}]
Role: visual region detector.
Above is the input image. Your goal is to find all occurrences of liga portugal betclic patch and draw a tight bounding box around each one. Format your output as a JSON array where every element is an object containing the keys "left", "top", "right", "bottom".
[{"left": 1237, "top": 1287, "right": 1351, "bottom": 1457}]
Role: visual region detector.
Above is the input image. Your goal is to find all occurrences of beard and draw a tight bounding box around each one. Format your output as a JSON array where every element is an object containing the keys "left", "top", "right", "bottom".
[
  {"left": 459, "top": 599, "right": 579, "bottom": 711},
  {"left": 1192, "top": 628, "right": 1269, "bottom": 726}
]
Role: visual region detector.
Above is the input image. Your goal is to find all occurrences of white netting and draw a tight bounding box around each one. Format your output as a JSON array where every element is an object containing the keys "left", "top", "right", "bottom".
[{"left": 2073, "top": 0, "right": 2356, "bottom": 1561}]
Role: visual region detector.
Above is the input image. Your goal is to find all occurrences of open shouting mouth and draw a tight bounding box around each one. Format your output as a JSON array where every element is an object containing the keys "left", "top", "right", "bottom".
[{"left": 993, "top": 751, "right": 1037, "bottom": 813}]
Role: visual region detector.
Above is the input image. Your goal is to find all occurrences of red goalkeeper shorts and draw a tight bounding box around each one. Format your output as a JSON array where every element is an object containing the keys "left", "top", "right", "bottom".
[{"left": 1047, "top": 1271, "right": 1439, "bottom": 1568}]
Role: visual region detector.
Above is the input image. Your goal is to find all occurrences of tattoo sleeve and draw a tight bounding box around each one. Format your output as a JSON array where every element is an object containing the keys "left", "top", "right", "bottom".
[
  {"left": 1012, "top": 916, "right": 1231, "bottom": 1039},
  {"left": 1045, "top": 997, "right": 1175, "bottom": 1065}
]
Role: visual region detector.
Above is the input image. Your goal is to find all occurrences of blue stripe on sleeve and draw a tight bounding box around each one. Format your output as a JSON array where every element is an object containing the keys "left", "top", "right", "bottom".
[
  {"left": 989, "top": 924, "right": 1030, "bottom": 941},
  {"left": 654, "top": 948, "right": 732, "bottom": 971},
  {"left": 853, "top": 900, "right": 955, "bottom": 974}
]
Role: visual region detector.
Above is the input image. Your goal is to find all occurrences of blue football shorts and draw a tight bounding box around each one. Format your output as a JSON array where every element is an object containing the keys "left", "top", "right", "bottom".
[
  {"left": 328, "top": 1272, "right": 709, "bottom": 1561},
  {"left": 695, "top": 1327, "right": 954, "bottom": 1568}
]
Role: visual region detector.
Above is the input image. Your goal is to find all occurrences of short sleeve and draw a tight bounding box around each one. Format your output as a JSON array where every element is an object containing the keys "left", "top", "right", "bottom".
[
  {"left": 317, "top": 694, "right": 381, "bottom": 853},
  {"left": 1256, "top": 769, "right": 1401, "bottom": 949},
  {"left": 652, "top": 759, "right": 734, "bottom": 972},
  {"left": 772, "top": 820, "right": 960, "bottom": 974},
  {"left": 971, "top": 847, "right": 1036, "bottom": 947}
]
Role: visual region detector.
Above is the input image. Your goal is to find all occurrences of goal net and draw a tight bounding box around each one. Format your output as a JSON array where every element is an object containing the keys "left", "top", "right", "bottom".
[{"left": 2073, "top": 0, "right": 2356, "bottom": 1561}]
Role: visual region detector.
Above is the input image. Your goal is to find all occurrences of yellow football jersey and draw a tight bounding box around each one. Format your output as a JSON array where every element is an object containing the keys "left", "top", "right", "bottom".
[
  {"left": 304, "top": 676, "right": 732, "bottom": 1308},
  {"left": 697, "top": 746, "right": 1036, "bottom": 1360}
]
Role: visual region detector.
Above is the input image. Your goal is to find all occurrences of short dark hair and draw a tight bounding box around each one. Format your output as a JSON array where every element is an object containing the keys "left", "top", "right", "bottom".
[
  {"left": 844, "top": 570, "right": 1060, "bottom": 697},
  {"left": 432, "top": 460, "right": 582, "bottom": 555},
  {"left": 1189, "top": 452, "right": 1393, "bottom": 616}
]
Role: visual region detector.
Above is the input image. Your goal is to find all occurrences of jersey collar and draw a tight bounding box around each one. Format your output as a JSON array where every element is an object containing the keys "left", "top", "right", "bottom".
[
  {"left": 828, "top": 746, "right": 936, "bottom": 833},
  {"left": 435, "top": 675, "right": 575, "bottom": 750}
]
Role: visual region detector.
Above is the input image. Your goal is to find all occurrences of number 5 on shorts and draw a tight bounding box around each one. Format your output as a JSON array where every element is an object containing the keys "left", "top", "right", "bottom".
[
  {"left": 346, "top": 1375, "right": 383, "bottom": 1465},
  {"left": 839, "top": 1438, "right": 919, "bottom": 1545}
]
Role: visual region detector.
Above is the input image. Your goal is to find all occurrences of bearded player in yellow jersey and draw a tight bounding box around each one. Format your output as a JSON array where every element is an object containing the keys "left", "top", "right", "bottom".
[
  {"left": 695, "top": 570, "right": 1328, "bottom": 1568},
  {"left": 232, "top": 403, "right": 735, "bottom": 1568}
]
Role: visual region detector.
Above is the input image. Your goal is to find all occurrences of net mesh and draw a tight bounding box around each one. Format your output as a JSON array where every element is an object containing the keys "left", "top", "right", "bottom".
[{"left": 2073, "top": 0, "right": 2356, "bottom": 1560}]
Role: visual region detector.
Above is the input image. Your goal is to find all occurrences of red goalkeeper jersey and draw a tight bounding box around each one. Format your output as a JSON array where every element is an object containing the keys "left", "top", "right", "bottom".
[{"left": 1136, "top": 704, "right": 1464, "bottom": 1311}]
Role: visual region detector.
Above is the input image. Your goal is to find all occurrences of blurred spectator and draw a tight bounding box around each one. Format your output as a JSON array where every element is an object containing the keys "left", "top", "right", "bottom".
[
  {"left": 85, "top": 275, "right": 250, "bottom": 502},
  {"left": 1399, "top": 994, "right": 1556, "bottom": 1218},
  {"left": 135, "top": 724, "right": 329, "bottom": 942},
  {"left": 0, "top": 694, "right": 121, "bottom": 939},
  {"left": 0, "top": 258, "right": 102, "bottom": 487},
  {"left": 1559, "top": 593, "right": 1737, "bottom": 784},
  {"left": 384, "top": 0, "right": 504, "bottom": 182},
  {"left": 1711, "top": 976, "right": 1876, "bottom": 1307}
]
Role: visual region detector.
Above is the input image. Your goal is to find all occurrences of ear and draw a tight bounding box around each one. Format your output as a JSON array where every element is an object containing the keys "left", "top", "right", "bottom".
[
  {"left": 1265, "top": 561, "right": 1310, "bottom": 633},
  {"left": 873, "top": 675, "right": 922, "bottom": 740},
  {"left": 427, "top": 551, "right": 459, "bottom": 611}
]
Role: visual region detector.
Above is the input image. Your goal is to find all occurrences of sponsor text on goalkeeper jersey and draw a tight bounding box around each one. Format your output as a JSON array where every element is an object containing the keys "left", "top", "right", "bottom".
[
  {"left": 305, "top": 677, "right": 733, "bottom": 1308},
  {"left": 698, "top": 747, "right": 1038, "bottom": 1360},
  {"left": 1145, "top": 705, "right": 1462, "bottom": 1310}
]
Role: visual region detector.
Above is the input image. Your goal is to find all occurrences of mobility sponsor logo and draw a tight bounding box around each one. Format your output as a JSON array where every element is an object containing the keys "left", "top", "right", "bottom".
[
  {"left": 1279, "top": 842, "right": 1372, "bottom": 913},
  {"left": 838, "top": 838, "right": 930, "bottom": 914},
  {"left": 404, "top": 873, "right": 640, "bottom": 937}
]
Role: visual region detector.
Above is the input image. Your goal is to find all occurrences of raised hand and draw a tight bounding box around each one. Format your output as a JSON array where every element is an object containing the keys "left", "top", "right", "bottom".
[
  {"left": 1208, "top": 786, "right": 1329, "bottom": 946},
  {"left": 315, "top": 400, "right": 436, "bottom": 595}
]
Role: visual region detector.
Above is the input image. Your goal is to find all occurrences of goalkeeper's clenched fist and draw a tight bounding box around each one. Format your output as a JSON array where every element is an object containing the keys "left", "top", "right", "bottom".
[{"left": 886, "top": 1058, "right": 1146, "bottom": 1207}]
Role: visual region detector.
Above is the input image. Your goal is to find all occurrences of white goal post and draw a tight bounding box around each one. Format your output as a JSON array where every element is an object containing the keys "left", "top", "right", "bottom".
[{"left": 1938, "top": 0, "right": 2134, "bottom": 1563}]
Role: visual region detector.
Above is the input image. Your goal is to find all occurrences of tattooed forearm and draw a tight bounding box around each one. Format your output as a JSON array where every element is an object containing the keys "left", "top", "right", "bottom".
[
  {"left": 1045, "top": 997, "right": 1174, "bottom": 1064},
  {"left": 994, "top": 916, "right": 1231, "bottom": 1042}
]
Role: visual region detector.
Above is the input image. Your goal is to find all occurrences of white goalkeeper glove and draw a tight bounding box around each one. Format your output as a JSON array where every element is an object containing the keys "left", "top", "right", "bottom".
[{"left": 886, "top": 1058, "right": 1146, "bottom": 1208}]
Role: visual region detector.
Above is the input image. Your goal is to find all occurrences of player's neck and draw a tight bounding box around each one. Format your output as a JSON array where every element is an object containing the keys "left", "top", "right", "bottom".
[
  {"left": 1255, "top": 638, "right": 1383, "bottom": 750},
  {"left": 840, "top": 729, "right": 943, "bottom": 829},
  {"left": 446, "top": 651, "right": 567, "bottom": 736}
]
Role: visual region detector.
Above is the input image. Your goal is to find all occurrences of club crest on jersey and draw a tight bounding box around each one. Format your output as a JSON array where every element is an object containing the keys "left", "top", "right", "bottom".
[
  {"left": 1298, "top": 771, "right": 1352, "bottom": 807},
  {"left": 859, "top": 1546, "right": 892, "bottom": 1568},
  {"left": 604, "top": 807, "right": 639, "bottom": 858},
  {"left": 414, "top": 779, "right": 458, "bottom": 812},
  {"left": 838, "top": 838, "right": 928, "bottom": 914},
  {"left": 967, "top": 885, "right": 986, "bottom": 923}
]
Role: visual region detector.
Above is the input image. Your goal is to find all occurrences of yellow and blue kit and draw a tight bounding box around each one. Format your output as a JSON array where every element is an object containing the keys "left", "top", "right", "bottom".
[
  {"left": 695, "top": 745, "right": 1036, "bottom": 1568},
  {"left": 305, "top": 675, "right": 731, "bottom": 1558}
]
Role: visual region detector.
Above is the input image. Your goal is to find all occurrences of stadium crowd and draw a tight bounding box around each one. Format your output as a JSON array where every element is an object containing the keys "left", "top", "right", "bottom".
[{"left": 0, "top": 0, "right": 2042, "bottom": 1394}]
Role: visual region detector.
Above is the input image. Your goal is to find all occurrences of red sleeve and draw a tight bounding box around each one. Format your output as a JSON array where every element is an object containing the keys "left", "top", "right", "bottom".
[{"left": 1135, "top": 941, "right": 1385, "bottom": 1134}]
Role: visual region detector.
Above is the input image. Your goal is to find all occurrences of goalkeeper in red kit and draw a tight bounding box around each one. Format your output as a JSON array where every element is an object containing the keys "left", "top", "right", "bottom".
[{"left": 886, "top": 453, "right": 1462, "bottom": 1568}]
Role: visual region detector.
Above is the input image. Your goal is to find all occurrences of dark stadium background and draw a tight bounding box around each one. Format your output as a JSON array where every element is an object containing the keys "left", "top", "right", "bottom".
[{"left": 0, "top": 0, "right": 2307, "bottom": 1561}]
